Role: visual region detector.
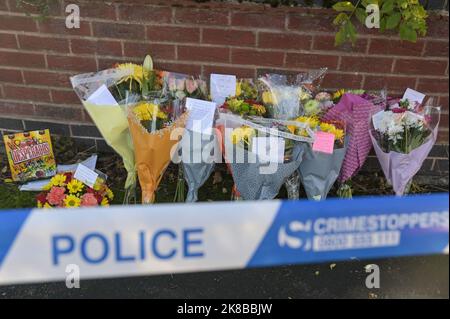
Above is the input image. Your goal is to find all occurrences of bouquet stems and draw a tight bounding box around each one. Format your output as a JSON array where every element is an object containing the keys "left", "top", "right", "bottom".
[
  {"left": 173, "top": 165, "right": 186, "bottom": 202},
  {"left": 123, "top": 186, "right": 137, "bottom": 204},
  {"left": 285, "top": 170, "right": 300, "bottom": 200}
]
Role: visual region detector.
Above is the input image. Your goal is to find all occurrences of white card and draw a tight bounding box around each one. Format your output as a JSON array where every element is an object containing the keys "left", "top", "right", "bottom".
[
  {"left": 87, "top": 84, "right": 119, "bottom": 106},
  {"left": 74, "top": 164, "right": 99, "bottom": 188},
  {"left": 252, "top": 137, "right": 285, "bottom": 163},
  {"left": 402, "top": 88, "right": 425, "bottom": 104},
  {"left": 185, "top": 98, "right": 217, "bottom": 135},
  {"left": 210, "top": 74, "right": 237, "bottom": 106},
  {"left": 372, "top": 110, "right": 385, "bottom": 131}
]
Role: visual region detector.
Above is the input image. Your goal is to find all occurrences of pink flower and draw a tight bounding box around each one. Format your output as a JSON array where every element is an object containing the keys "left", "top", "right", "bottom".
[
  {"left": 392, "top": 108, "right": 406, "bottom": 114},
  {"left": 46, "top": 187, "right": 66, "bottom": 206},
  {"left": 81, "top": 193, "right": 99, "bottom": 207},
  {"left": 185, "top": 79, "right": 198, "bottom": 94}
]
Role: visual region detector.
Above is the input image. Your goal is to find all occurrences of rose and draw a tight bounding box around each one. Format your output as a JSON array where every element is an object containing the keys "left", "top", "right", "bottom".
[
  {"left": 81, "top": 193, "right": 99, "bottom": 207},
  {"left": 186, "top": 79, "right": 198, "bottom": 94},
  {"left": 176, "top": 79, "right": 185, "bottom": 91},
  {"left": 168, "top": 77, "right": 177, "bottom": 92}
]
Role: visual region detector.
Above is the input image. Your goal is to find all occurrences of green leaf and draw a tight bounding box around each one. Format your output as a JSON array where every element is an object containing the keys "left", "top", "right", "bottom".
[
  {"left": 380, "top": 17, "right": 387, "bottom": 32},
  {"left": 381, "top": 0, "right": 395, "bottom": 14},
  {"left": 333, "top": 12, "right": 349, "bottom": 25},
  {"left": 335, "top": 25, "right": 348, "bottom": 46},
  {"left": 361, "top": 0, "right": 379, "bottom": 8},
  {"left": 386, "top": 12, "right": 401, "bottom": 29},
  {"left": 345, "top": 21, "right": 357, "bottom": 45},
  {"left": 399, "top": 23, "right": 417, "bottom": 42},
  {"left": 332, "top": 1, "right": 356, "bottom": 12},
  {"left": 355, "top": 7, "right": 367, "bottom": 24}
]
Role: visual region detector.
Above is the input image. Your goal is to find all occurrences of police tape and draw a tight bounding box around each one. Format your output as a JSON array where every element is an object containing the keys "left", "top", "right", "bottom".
[{"left": 0, "top": 193, "right": 448, "bottom": 285}]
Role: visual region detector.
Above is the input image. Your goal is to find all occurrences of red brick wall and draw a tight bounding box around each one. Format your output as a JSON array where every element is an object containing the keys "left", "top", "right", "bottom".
[{"left": 0, "top": 0, "right": 448, "bottom": 144}]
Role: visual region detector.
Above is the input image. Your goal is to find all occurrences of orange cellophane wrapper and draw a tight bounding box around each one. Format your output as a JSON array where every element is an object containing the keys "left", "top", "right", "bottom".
[{"left": 128, "top": 113, "right": 187, "bottom": 203}]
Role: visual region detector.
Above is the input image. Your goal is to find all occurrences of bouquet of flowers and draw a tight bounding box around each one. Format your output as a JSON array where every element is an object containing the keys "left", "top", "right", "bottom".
[
  {"left": 322, "top": 91, "right": 385, "bottom": 197},
  {"left": 370, "top": 103, "right": 440, "bottom": 195},
  {"left": 36, "top": 172, "right": 113, "bottom": 208},
  {"left": 290, "top": 116, "right": 347, "bottom": 200},
  {"left": 127, "top": 76, "right": 187, "bottom": 204},
  {"left": 217, "top": 76, "right": 312, "bottom": 200},
  {"left": 164, "top": 73, "right": 214, "bottom": 202},
  {"left": 70, "top": 55, "right": 161, "bottom": 203}
]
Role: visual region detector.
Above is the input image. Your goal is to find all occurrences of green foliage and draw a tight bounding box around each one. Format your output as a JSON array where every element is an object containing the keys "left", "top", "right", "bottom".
[
  {"left": 333, "top": 0, "right": 428, "bottom": 46},
  {"left": 16, "top": 0, "right": 56, "bottom": 20}
]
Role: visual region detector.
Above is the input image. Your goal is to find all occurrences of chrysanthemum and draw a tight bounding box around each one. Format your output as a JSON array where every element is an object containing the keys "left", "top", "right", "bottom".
[
  {"left": 64, "top": 195, "right": 81, "bottom": 208},
  {"left": 116, "top": 63, "right": 146, "bottom": 87},
  {"left": 50, "top": 174, "right": 66, "bottom": 187},
  {"left": 67, "top": 179, "right": 84, "bottom": 194},
  {"left": 101, "top": 197, "right": 109, "bottom": 206}
]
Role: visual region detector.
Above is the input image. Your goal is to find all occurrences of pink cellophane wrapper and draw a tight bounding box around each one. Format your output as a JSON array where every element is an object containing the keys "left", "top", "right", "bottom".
[
  {"left": 323, "top": 93, "right": 384, "bottom": 182},
  {"left": 369, "top": 125, "right": 438, "bottom": 196}
]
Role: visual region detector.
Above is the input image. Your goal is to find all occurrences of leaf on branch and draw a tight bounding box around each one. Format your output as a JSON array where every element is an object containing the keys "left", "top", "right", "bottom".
[
  {"left": 355, "top": 7, "right": 367, "bottom": 25},
  {"left": 399, "top": 23, "right": 418, "bottom": 42},
  {"left": 332, "top": 1, "right": 356, "bottom": 12},
  {"left": 386, "top": 12, "right": 401, "bottom": 29},
  {"left": 333, "top": 12, "right": 349, "bottom": 26}
]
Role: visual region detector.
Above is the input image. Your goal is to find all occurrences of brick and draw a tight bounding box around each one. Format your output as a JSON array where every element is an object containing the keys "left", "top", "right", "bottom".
[
  {"left": 71, "top": 39, "right": 122, "bottom": 56},
  {"left": 18, "top": 35, "right": 69, "bottom": 53},
  {"left": 427, "top": 15, "right": 449, "bottom": 39},
  {"left": 288, "top": 13, "right": 335, "bottom": 33},
  {"left": 0, "top": 68, "right": 23, "bottom": 84},
  {"left": 340, "top": 56, "right": 393, "bottom": 73},
  {"left": 72, "top": 137, "right": 96, "bottom": 150},
  {"left": 98, "top": 57, "right": 137, "bottom": 70},
  {"left": 178, "top": 45, "right": 230, "bottom": 63},
  {"left": 0, "top": 1, "right": 8, "bottom": 11},
  {"left": 364, "top": 75, "right": 417, "bottom": 92},
  {"left": 51, "top": 89, "right": 80, "bottom": 105},
  {"left": 93, "top": 22, "right": 144, "bottom": 40},
  {"left": 313, "top": 35, "right": 368, "bottom": 53},
  {"left": 438, "top": 96, "right": 449, "bottom": 111},
  {"left": 0, "top": 117, "right": 24, "bottom": 130},
  {"left": 70, "top": 124, "right": 102, "bottom": 138},
  {"left": 147, "top": 26, "right": 200, "bottom": 43},
  {"left": 0, "top": 33, "right": 17, "bottom": 49},
  {"left": 285, "top": 53, "right": 339, "bottom": 69},
  {"left": 34, "top": 104, "right": 84, "bottom": 122},
  {"left": 0, "top": 14, "right": 37, "bottom": 31},
  {"left": 3, "top": 85, "right": 51, "bottom": 103},
  {"left": 123, "top": 42, "right": 175, "bottom": 60},
  {"left": 203, "top": 28, "right": 255, "bottom": 47},
  {"left": 118, "top": 4, "right": 172, "bottom": 23},
  {"left": 232, "top": 11, "right": 285, "bottom": 30},
  {"left": 232, "top": 49, "right": 284, "bottom": 67},
  {"left": 23, "top": 71, "right": 71, "bottom": 88},
  {"left": 424, "top": 41, "right": 449, "bottom": 58},
  {"left": 38, "top": 18, "right": 91, "bottom": 37},
  {"left": 368, "top": 39, "right": 424, "bottom": 57},
  {"left": 203, "top": 65, "right": 255, "bottom": 79},
  {"left": 428, "top": 144, "right": 449, "bottom": 158},
  {"left": 9, "top": 0, "right": 61, "bottom": 16},
  {"left": 417, "top": 78, "right": 450, "bottom": 94},
  {"left": 47, "top": 55, "right": 97, "bottom": 72},
  {"left": 175, "top": 8, "right": 228, "bottom": 26},
  {"left": 0, "top": 51, "right": 41, "bottom": 68},
  {"left": 24, "top": 119, "right": 71, "bottom": 135},
  {"left": 321, "top": 73, "right": 364, "bottom": 90},
  {"left": 72, "top": 1, "right": 116, "bottom": 20},
  {"left": 394, "top": 59, "right": 448, "bottom": 76},
  {"left": 259, "top": 32, "right": 312, "bottom": 50},
  {"left": 155, "top": 62, "right": 202, "bottom": 76},
  {"left": 96, "top": 139, "right": 114, "bottom": 153},
  {"left": 437, "top": 129, "right": 449, "bottom": 143},
  {"left": 0, "top": 100, "right": 34, "bottom": 116}
]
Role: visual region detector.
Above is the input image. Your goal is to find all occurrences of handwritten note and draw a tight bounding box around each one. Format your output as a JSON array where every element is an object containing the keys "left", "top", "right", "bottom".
[
  {"left": 403, "top": 88, "right": 425, "bottom": 104},
  {"left": 210, "top": 74, "right": 237, "bottom": 106},
  {"left": 74, "top": 164, "right": 99, "bottom": 188},
  {"left": 372, "top": 110, "right": 385, "bottom": 131},
  {"left": 252, "top": 137, "right": 285, "bottom": 163},
  {"left": 312, "top": 131, "right": 335, "bottom": 154},
  {"left": 185, "top": 98, "right": 217, "bottom": 135}
]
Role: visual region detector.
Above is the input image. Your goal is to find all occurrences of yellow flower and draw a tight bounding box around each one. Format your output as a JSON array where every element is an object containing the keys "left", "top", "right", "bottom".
[
  {"left": 133, "top": 102, "right": 165, "bottom": 121},
  {"left": 50, "top": 174, "right": 66, "bottom": 187},
  {"left": 235, "top": 82, "right": 242, "bottom": 97},
  {"left": 63, "top": 195, "right": 81, "bottom": 208},
  {"left": 116, "top": 63, "right": 146, "bottom": 87},
  {"left": 334, "top": 128, "right": 344, "bottom": 140},
  {"left": 333, "top": 89, "right": 345, "bottom": 101},
  {"left": 37, "top": 201, "right": 43, "bottom": 208},
  {"left": 252, "top": 104, "right": 266, "bottom": 116},
  {"left": 231, "top": 127, "right": 243, "bottom": 144},
  {"left": 67, "top": 179, "right": 84, "bottom": 194},
  {"left": 101, "top": 197, "right": 109, "bottom": 207},
  {"left": 43, "top": 202, "right": 52, "bottom": 209},
  {"left": 106, "top": 188, "right": 114, "bottom": 200},
  {"left": 262, "top": 91, "right": 274, "bottom": 105}
]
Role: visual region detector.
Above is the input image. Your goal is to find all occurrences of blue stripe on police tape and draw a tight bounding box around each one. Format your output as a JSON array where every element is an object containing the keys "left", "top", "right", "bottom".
[
  {"left": 248, "top": 193, "right": 449, "bottom": 267},
  {"left": 0, "top": 209, "right": 31, "bottom": 267}
]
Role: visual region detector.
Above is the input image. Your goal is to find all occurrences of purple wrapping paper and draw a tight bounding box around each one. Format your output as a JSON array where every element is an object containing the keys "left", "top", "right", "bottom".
[
  {"left": 323, "top": 93, "right": 385, "bottom": 182},
  {"left": 369, "top": 125, "right": 438, "bottom": 196}
]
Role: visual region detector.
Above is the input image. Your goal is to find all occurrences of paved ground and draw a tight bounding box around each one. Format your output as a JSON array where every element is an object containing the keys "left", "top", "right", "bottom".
[{"left": 0, "top": 255, "right": 447, "bottom": 299}]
